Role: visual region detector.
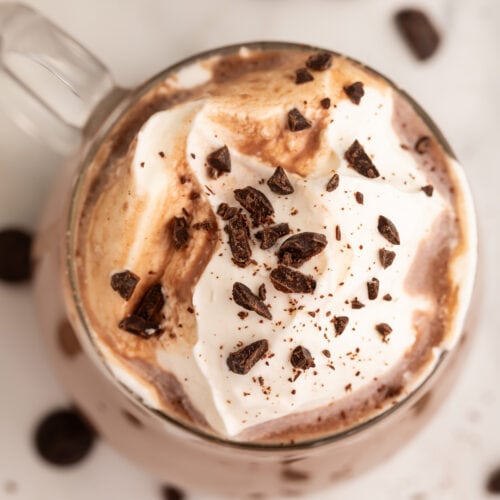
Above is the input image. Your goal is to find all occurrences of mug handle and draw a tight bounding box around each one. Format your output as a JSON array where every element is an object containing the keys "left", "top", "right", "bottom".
[{"left": 0, "top": 3, "right": 121, "bottom": 153}]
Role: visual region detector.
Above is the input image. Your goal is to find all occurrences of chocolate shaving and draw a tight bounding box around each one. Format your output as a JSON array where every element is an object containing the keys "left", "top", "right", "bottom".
[
  {"left": 255, "top": 223, "right": 290, "bottom": 250},
  {"left": 306, "top": 51, "right": 333, "bottom": 71},
  {"left": 267, "top": 166, "right": 294, "bottom": 195},
  {"left": 345, "top": 140, "right": 380, "bottom": 178},
  {"left": 225, "top": 212, "right": 252, "bottom": 267},
  {"left": 278, "top": 232, "right": 328, "bottom": 268},
  {"left": 192, "top": 219, "right": 216, "bottom": 231},
  {"left": 287, "top": 108, "right": 311, "bottom": 132},
  {"left": 367, "top": 277, "right": 379, "bottom": 300},
  {"left": 333, "top": 316, "right": 349, "bottom": 335},
  {"left": 232, "top": 282, "right": 272, "bottom": 320},
  {"left": 290, "top": 346, "right": 315, "bottom": 370},
  {"left": 234, "top": 186, "right": 274, "bottom": 226},
  {"left": 118, "top": 315, "right": 162, "bottom": 339},
  {"left": 415, "top": 136, "right": 432, "bottom": 154},
  {"left": 375, "top": 323, "right": 393, "bottom": 339},
  {"left": 135, "top": 283, "right": 165, "bottom": 320},
  {"left": 343, "top": 81, "right": 365, "bottom": 104},
  {"left": 383, "top": 293, "right": 393, "bottom": 301},
  {"left": 326, "top": 173, "right": 339, "bottom": 192},
  {"left": 421, "top": 185, "right": 434, "bottom": 197},
  {"left": 320, "top": 97, "right": 331, "bottom": 109},
  {"left": 171, "top": 216, "right": 189, "bottom": 249},
  {"left": 379, "top": 248, "right": 396, "bottom": 268},
  {"left": 322, "top": 349, "right": 331, "bottom": 358},
  {"left": 217, "top": 203, "right": 239, "bottom": 221},
  {"left": 355, "top": 191, "right": 364, "bottom": 204},
  {"left": 110, "top": 270, "right": 140, "bottom": 300},
  {"left": 227, "top": 339, "right": 268, "bottom": 375},
  {"left": 207, "top": 145, "right": 231, "bottom": 178},
  {"left": 378, "top": 216, "right": 400, "bottom": 245},
  {"left": 351, "top": 298, "right": 365, "bottom": 309},
  {"left": 295, "top": 67, "right": 314, "bottom": 84},
  {"left": 335, "top": 225, "right": 341, "bottom": 241},
  {"left": 270, "top": 265, "right": 316, "bottom": 294},
  {"left": 258, "top": 284, "right": 267, "bottom": 301}
]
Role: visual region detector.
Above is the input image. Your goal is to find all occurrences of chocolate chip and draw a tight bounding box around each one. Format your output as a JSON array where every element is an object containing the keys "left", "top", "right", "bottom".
[
  {"left": 345, "top": 140, "right": 380, "bottom": 178},
  {"left": 135, "top": 283, "right": 165, "bottom": 321},
  {"left": 233, "top": 282, "right": 272, "bottom": 320},
  {"left": 415, "top": 136, "right": 432, "bottom": 154},
  {"left": 306, "top": 51, "right": 333, "bottom": 71},
  {"left": 354, "top": 192, "right": 364, "bottom": 204},
  {"left": 255, "top": 223, "right": 290, "bottom": 249},
  {"left": 234, "top": 186, "right": 274, "bottom": 226},
  {"left": 217, "top": 203, "right": 239, "bottom": 221},
  {"left": 421, "top": 185, "right": 434, "bottom": 197},
  {"left": 395, "top": 9, "right": 440, "bottom": 61},
  {"left": 383, "top": 293, "right": 393, "bottom": 301},
  {"left": 171, "top": 216, "right": 189, "bottom": 249},
  {"left": 326, "top": 173, "right": 339, "bottom": 192},
  {"left": 258, "top": 284, "right": 267, "bottom": 301},
  {"left": 378, "top": 216, "right": 400, "bottom": 245},
  {"left": 34, "top": 408, "right": 96, "bottom": 466},
  {"left": 335, "top": 225, "right": 341, "bottom": 241},
  {"left": 110, "top": 270, "right": 140, "bottom": 300},
  {"left": 351, "top": 298, "right": 365, "bottom": 309},
  {"left": 367, "top": 277, "right": 379, "bottom": 300},
  {"left": 162, "top": 485, "right": 186, "bottom": 500},
  {"left": 287, "top": 108, "right": 311, "bottom": 132},
  {"left": 0, "top": 228, "right": 32, "bottom": 282},
  {"left": 379, "top": 248, "right": 396, "bottom": 268},
  {"left": 320, "top": 97, "right": 331, "bottom": 109},
  {"left": 295, "top": 67, "right": 314, "bottom": 84},
  {"left": 225, "top": 212, "right": 252, "bottom": 267},
  {"left": 375, "top": 323, "right": 392, "bottom": 339},
  {"left": 270, "top": 265, "right": 316, "bottom": 294},
  {"left": 290, "top": 346, "right": 315, "bottom": 370},
  {"left": 343, "top": 82, "right": 365, "bottom": 104},
  {"left": 333, "top": 316, "right": 349, "bottom": 335},
  {"left": 118, "top": 315, "right": 162, "bottom": 339},
  {"left": 486, "top": 467, "right": 500, "bottom": 494},
  {"left": 278, "top": 232, "right": 328, "bottom": 268},
  {"left": 227, "top": 339, "right": 269, "bottom": 375},
  {"left": 207, "top": 145, "right": 231, "bottom": 178},
  {"left": 267, "top": 166, "right": 294, "bottom": 195}
]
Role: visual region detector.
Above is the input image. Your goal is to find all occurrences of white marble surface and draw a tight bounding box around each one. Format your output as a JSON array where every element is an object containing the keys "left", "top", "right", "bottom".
[{"left": 0, "top": 0, "right": 499, "bottom": 499}]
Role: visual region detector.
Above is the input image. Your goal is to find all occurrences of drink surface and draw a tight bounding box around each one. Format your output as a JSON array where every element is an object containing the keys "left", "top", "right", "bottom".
[{"left": 73, "top": 45, "right": 476, "bottom": 444}]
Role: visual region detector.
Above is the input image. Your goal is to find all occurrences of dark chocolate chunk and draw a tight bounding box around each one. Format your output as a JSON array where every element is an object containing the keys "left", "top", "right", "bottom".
[
  {"left": 234, "top": 186, "right": 274, "bottom": 226},
  {"left": 335, "top": 225, "right": 341, "bottom": 241},
  {"left": 217, "top": 203, "right": 239, "bottom": 221},
  {"left": 290, "top": 345, "right": 315, "bottom": 370},
  {"left": 379, "top": 248, "right": 396, "bottom": 268},
  {"left": 171, "top": 216, "right": 189, "bottom": 249},
  {"left": 383, "top": 293, "right": 393, "bottom": 301},
  {"left": 395, "top": 9, "right": 441, "bottom": 61},
  {"left": 421, "top": 185, "right": 434, "bottom": 197},
  {"left": 345, "top": 140, "right": 380, "bottom": 178},
  {"left": 255, "top": 223, "right": 290, "bottom": 249},
  {"left": 378, "top": 216, "right": 400, "bottom": 245},
  {"left": 287, "top": 108, "right": 312, "bottom": 132},
  {"left": 225, "top": 212, "right": 252, "bottom": 267},
  {"left": 367, "top": 277, "right": 380, "bottom": 300},
  {"left": 343, "top": 81, "right": 365, "bottom": 105},
  {"left": 295, "top": 67, "right": 314, "bottom": 84},
  {"left": 333, "top": 316, "right": 349, "bottom": 335},
  {"left": 270, "top": 265, "right": 316, "bottom": 294},
  {"left": 34, "top": 408, "right": 96, "bottom": 466},
  {"left": 135, "top": 283, "right": 165, "bottom": 320},
  {"left": 326, "top": 173, "right": 339, "bottom": 192},
  {"left": 227, "top": 339, "right": 269, "bottom": 375},
  {"left": 118, "top": 315, "right": 162, "bottom": 339},
  {"left": 267, "top": 166, "right": 294, "bottom": 195},
  {"left": 415, "top": 136, "right": 432, "bottom": 154},
  {"left": 306, "top": 51, "right": 333, "bottom": 71},
  {"left": 375, "top": 322, "right": 392, "bottom": 339},
  {"left": 354, "top": 191, "right": 364, "bottom": 204},
  {"left": 0, "top": 228, "right": 32, "bottom": 283},
  {"left": 207, "top": 145, "right": 231, "bottom": 178},
  {"left": 110, "top": 270, "right": 140, "bottom": 300},
  {"left": 486, "top": 467, "right": 500, "bottom": 494},
  {"left": 162, "top": 485, "right": 186, "bottom": 500},
  {"left": 320, "top": 97, "right": 331, "bottom": 109},
  {"left": 351, "top": 298, "right": 365, "bottom": 309},
  {"left": 258, "top": 284, "right": 267, "bottom": 301},
  {"left": 232, "top": 282, "right": 272, "bottom": 320},
  {"left": 278, "top": 232, "right": 328, "bottom": 268}
]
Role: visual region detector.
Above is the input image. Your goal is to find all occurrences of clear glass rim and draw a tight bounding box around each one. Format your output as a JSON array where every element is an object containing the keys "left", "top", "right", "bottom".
[{"left": 65, "top": 40, "right": 454, "bottom": 452}]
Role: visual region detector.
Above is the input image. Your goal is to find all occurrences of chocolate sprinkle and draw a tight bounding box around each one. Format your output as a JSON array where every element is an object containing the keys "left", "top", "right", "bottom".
[
  {"left": 320, "top": 97, "right": 331, "bottom": 109},
  {"left": 234, "top": 186, "right": 274, "bottom": 227},
  {"left": 421, "top": 185, "right": 434, "bottom": 197},
  {"left": 295, "top": 67, "right": 314, "bottom": 84},
  {"left": 395, "top": 9, "right": 441, "bottom": 61},
  {"left": 255, "top": 223, "right": 290, "bottom": 249},
  {"left": 267, "top": 166, "right": 294, "bottom": 195},
  {"left": 326, "top": 173, "right": 340, "bottom": 192},
  {"left": 367, "top": 277, "right": 380, "bottom": 300},
  {"left": 171, "top": 216, "right": 189, "bottom": 249},
  {"left": 232, "top": 282, "right": 272, "bottom": 320},
  {"left": 270, "top": 265, "right": 316, "bottom": 294},
  {"left": 345, "top": 140, "right": 380, "bottom": 178},
  {"left": 227, "top": 339, "right": 269, "bottom": 375},
  {"left": 290, "top": 346, "right": 315, "bottom": 370},
  {"left": 287, "top": 108, "right": 312, "bottom": 132},
  {"left": 110, "top": 270, "right": 140, "bottom": 300},
  {"left": 335, "top": 225, "right": 341, "bottom": 241},
  {"left": 415, "top": 136, "right": 432, "bottom": 154},
  {"left": 375, "top": 323, "right": 393, "bottom": 339},
  {"left": 258, "top": 284, "right": 267, "bottom": 301},
  {"left": 351, "top": 298, "right": 365, "bottom": 309},
  {"left": 379, "top": 248, "right": 396, "bottom": 268},
  {"left": 343, "top": 81, "right": 365, "bottom": 104},
  {"left": 0, "top": 228, "right": 32, "bottom": 283},
  {"left": 333, "top": 316, "right": 349, "bottom": 335},
  {"left": 118, "top": 315, "right": 162, "bottom": 339},
  {"left": 355, "top": 191, "right": 364, "bottom": 204},
  {"left": 378, "top": 216, "right": 400, "bottom": 245},
  {"left": 217, "top": 203, "right": 239, "bottom": 221},
  {"left": 207, "top": 145, "right": 231, "bottom": 178},
  {"left": 135, "top": 283, "right": 165, "bottom": 321},
  {"left": 278, "top": 232, "right": 328, "bottom": 268},
  {"left": 306, "top": 51, "right": 333, "bottom": 71}
]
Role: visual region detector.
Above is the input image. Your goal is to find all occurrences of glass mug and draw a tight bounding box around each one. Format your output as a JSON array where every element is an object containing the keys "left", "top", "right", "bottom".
[{"left": 2, "top": 4, "right": 477, "bottom": 498}]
